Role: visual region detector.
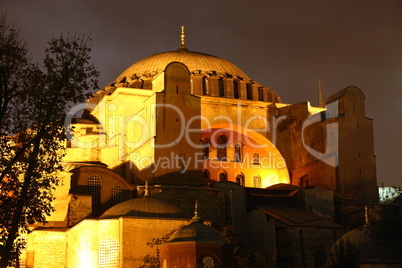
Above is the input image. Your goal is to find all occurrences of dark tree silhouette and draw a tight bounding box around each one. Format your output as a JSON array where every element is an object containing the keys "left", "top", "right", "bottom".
[{"left": 0, "top": 13, "right": 99, "bottom": 267}]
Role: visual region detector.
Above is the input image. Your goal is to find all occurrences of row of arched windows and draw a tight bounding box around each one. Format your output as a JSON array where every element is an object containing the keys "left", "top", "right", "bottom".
[
  {"left": 203, "top": 170, "right": 262, "bottom": 188},
  {"left": 203, "top": 136, "right": 260, "bottom": 164},
  {"left": 200, "top": 77, "right": 267, "bottom": 102},
  {"left": 87, "top": 175, "right": 125, "bottom": 206}
]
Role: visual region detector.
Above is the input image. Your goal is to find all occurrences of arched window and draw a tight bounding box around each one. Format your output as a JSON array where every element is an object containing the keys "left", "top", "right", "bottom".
[
  {"left": 99, "top": 237, "right": 119, "bottom": 268},
  {"left": 233, "top": 80, "right": 240, "bottom": 99},
  {"left": 202, "top": 256, "right": 215, "bottom": 268},
  {"left": 219, "top": 171, "right": 228, "bottom": 182},
  {"left": 299, "top": 175, "right": 310, "bottom": 187},
  {"left": 234, "top": 143, "right": 242, "bottom": 162},
  {"left": 162, "top": 259, "right": 168, "bottom": 268},
  {"left": 246, "top": 83, "right": 253, "bottom": 100},
  {"left": 202, "top": 77, "right": 208, "bottom": 95},
  {"left": 112, "top": 185, "right": 124, "bottom": 205},
  {"left": 236, "top": 173, "right": 245, "bottom": 186},
  {"left": 258, "top": 87, "right": 264, "bottom": 101},
  {"left": 218, "top": 77, "right": 225, "bottom": 97},
  {"left": 203, "top": 169, "right": 210, "bottom": 180},
  {"left": 253, "top": 175, "right": 261, "bottom": 188},
  {"left": 88, "top": 174, "right": 102, "bottom": 205},
  {"left": 217, "top": 135, "right": 228, "bottom": 161},
  {"left": 253, "top": 153, "right": 260, "bottom": 165},
  {"left": 314, "top": 250, "right": 327, "bottom": 267},
  {"left": 203, "top": 139, "right": 210, "bottom": 159}
]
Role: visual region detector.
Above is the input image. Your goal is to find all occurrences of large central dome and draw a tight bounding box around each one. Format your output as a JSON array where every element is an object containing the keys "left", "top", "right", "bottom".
[
  {"left": 89, "top": 37, "right": 281, "bottom": 104},
  {"left": 114, "top": 48, "right": 251, "bottom": 84}
]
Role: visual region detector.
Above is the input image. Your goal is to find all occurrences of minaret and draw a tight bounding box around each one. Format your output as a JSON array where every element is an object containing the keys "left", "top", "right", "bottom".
[{"left": 318, "top": 79, "right": 324, "bottom": 108}]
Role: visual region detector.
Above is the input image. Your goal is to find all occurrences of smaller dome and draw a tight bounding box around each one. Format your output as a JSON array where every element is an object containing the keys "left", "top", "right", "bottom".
[
  {"left": 168, "top": 218, "right": 226, "bottom": 245},
  {"left": 266, "top": 183, "right": 300, "bottom": 191},
  {"left": 100, "top": 197, "right": 184, "bottom": 219},
  {"left": 333, "top": 226, "right": 402, "bottom": 264}
]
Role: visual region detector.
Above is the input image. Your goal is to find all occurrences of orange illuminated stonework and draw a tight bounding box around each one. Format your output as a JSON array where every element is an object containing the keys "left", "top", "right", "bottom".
[
  {"left": 201, "top": 124, "right": 290, "bottom": 187},
  {"left": 22, "top": 33, "right": 379, "bottom": 267}
]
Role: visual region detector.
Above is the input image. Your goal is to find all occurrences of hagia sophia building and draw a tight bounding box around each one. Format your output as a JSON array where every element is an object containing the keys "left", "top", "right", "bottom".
[{"left": 20, "top": 27, "right": 389, "bottom": 268}]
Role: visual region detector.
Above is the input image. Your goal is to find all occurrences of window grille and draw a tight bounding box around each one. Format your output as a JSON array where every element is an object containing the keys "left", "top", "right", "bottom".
[
  {"left": 99, "top": 238, "right": 119, "bottom": 268},
  {"left": 88, "top": 174, "right": 102, "bottom": 205},
  {"left": 236, "top": 174, "right": 245, "bottom": 186},
  {"left": 252, "top": 153, "right": 260, "bottom": 165},
  {"left": 217, "top": 135, "right": 228, "bottom": 161},
  {"left": 112, "top": 185, "right": 124, "bottom": 205},
  {"left": 314, "top": 250, "right": 327, "bottom": 267},
  {"left": 219, "top": 172, "right": 228, "bottom": 182},
  {"left": 202, "top": 256, "right": 215, "bottom": 268},
  {"left": 253, "top": 175, "right": 261, "bottom": 188}
]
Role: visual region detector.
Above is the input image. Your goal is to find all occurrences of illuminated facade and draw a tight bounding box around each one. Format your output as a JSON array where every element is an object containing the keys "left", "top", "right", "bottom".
[{"left": 23, "top": 30, "right": 379, "bottom": 267}]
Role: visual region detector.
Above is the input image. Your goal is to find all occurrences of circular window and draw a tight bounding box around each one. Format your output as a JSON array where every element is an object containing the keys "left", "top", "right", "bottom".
[{"left": 202, "top": 256, "right": 214, "bottom": 268}]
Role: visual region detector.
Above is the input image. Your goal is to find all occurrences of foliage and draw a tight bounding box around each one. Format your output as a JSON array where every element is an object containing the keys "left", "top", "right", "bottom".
[
  {"left": 369, "top": 204, "right": 402, "bottom": 247},
  {"left": 220, "top": 225, "right": 270, "bottom": 268},
  {"left": 139, "top": 230, "right": 177, "bottom": 268},
  {"left": 233, "top": 247, "right": 270, "bottom": 268},
  {"left": 139, "top": 255, "right": 160, "bottom": 268},
  {"left": 330, "top": 238, "right": 359, "bottom": 268},
  {"left": 0, "top": 13, "right": 99, "bottom": 267}
]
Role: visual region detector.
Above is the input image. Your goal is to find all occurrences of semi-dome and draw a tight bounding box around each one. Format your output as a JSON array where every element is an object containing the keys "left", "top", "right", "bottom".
[
  {"left": 114, "top": 48, "right": 251, "bottom": 84},
  {"left": 168, "top": 217, "right": 226, "bottom": 245},
  {"left": 100, "top": 196, "right": 185, "bottom": 219}
]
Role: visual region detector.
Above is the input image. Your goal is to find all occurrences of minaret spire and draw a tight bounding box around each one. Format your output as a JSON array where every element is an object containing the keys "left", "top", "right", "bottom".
[{"left": 318, "top": 79, "right": 324, "bottom": 108}]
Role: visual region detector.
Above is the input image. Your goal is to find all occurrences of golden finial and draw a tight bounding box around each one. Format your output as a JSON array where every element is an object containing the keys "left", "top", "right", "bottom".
[
  {"left": 364, "top": 205, "right": 370, "bottom": 227},
  {"left": 180, "top": 25, "right": 185, "bottom": 47},
  {"left": 194, "top": 199, "right": 198, "bottom": 217},
  {"left": 192, "top": 199, "right": 201, "bottom": 221}
]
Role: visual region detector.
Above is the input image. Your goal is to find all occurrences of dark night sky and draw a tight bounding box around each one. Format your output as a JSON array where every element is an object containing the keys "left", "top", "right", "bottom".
[{"left": 2, "top": 0, "right": 402, "bottom": 186}]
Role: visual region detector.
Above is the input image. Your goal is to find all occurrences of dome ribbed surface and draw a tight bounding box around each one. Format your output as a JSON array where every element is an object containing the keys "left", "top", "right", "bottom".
[
  {"left": 115, "top": 49, "right": 250, "bottom": 83},
  {"left": 168, "top": 218, "right": 226, "bottom": 245},
  {"left": 100, "top": 197, "right": 184, "bottom": 219},
  {"left": 333, "top": 226, "right": 402, "bottom": 264}
]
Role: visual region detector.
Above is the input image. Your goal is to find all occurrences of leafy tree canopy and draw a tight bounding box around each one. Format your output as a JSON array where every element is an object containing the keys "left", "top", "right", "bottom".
[{"left": 0, "top": 13, "right": 99, "bottom": 267}]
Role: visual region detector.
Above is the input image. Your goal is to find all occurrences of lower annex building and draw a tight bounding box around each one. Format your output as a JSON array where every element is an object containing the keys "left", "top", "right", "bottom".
[{"left": 22, "top": 30, "right": 381, "bottom": 268}]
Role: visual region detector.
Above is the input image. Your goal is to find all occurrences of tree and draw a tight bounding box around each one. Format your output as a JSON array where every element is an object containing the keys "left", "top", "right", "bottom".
[
  {"left": 370, "top": 204, "right": 402, "bottom": 247},
  {"left": 220, "top": 225, "right": 270, "bottom": 268},
  {"left": 140, "top": 232, "right": 175, "bottom": 268},
  {"left": 0, "top": 14, "right": 99, "bottom": 267}
]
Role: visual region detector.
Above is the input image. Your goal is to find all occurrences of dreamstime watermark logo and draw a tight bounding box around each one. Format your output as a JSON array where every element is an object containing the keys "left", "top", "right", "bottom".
[{"left": 65, "top": 100, "right": 339, "bottom": 171}]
